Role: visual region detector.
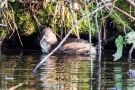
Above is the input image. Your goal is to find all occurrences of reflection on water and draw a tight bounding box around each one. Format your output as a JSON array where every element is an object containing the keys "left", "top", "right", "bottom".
[{"left": 0, "top": 50, "right": 135, "bottom": 90}]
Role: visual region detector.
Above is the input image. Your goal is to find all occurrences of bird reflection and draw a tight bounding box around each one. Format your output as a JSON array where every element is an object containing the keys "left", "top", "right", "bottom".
[
  {"left": 127, "top": 69, "right": 135, "bottom": 78},
  {"left": 38, "top": 54, "right": 62, "bottom": 90}
]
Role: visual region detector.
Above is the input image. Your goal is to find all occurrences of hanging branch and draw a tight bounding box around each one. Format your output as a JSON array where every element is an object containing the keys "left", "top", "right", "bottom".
[
  {"left": 95, "top": 0, "right": 102, "bottom": 62},
  {"left": 2, "top": 4, "right": 23, "bottom": 47},
  {"left": 84, "top": 0, "right": 93, "bottom": 83},
  {"left": 66, "top": 1, "right": 80, "bottom": 39},
  {"left": 125, "top": 0, "right": 135, "bottom": 9},
  {"left": 102, "top": 2, "right": 134, "bottom": 30},
  {"left": 84, "top": 0, "right": 92, "bottom": 58},
  {"left": 113, "top": 6, "right": 135, "bottom": 21}
]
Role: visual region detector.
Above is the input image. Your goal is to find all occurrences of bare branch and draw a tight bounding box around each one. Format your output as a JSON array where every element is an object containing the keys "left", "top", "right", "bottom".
[
  {"left": 125, "top": 0, "right": 135, "bottom": 9},
  {"left": 0, "top": 0, "right": 7, "bottom": 8},
  {"left": 66, "top": 1, "right": 80, "bottom": 39},
  {"left": 113, "top": 5, "right": 135, "bottom": 21},
  {"left": 9, "top": 83, "right": 23, "bottom": 90},
  {"left": 95, "top": 0, "right": 102, "bottom": 62},
  {"left": 0, "top": 23, "right": 7, "bottom": 27},
  {"left": 17, "top": 0, "right": 32, "bottom": 4}
]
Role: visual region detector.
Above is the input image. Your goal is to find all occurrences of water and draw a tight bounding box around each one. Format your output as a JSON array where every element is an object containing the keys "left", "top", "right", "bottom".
[{"left": 0, "top": 50, "right": 134, "bottom": 90}]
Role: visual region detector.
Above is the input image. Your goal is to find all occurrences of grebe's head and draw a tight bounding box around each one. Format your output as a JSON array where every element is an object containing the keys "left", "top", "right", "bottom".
[
  {"left": 40, "top": 28, "right": 57, "bottom": 53},
  {"left": 40, "top": 39, "right": 50, "bottom": 53}
]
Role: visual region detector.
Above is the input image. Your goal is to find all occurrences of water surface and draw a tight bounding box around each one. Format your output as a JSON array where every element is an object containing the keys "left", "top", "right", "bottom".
[{"left": 0, "top": 50, "right": 134, "bottom": 90}]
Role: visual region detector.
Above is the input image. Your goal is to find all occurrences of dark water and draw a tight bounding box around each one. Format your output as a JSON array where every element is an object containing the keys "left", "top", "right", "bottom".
[{"left": 0, "top": 50, "right": 135, "bottom": 90}]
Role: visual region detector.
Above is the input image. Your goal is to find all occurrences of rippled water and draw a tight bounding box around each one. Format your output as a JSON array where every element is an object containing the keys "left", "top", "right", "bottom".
[{"left": 0, "top": 50, "right": 135, "bottom": 90}]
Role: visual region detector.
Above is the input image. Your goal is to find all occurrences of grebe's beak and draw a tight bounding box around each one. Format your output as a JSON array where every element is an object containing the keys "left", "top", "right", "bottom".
[{"left": 40, "top": 38, "right": 50, "bottom": 53}]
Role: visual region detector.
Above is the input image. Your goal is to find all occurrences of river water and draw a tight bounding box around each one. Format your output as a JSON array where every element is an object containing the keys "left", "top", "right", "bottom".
[{"left": 0, "top": 50, "right": 135, "bottom": 90}]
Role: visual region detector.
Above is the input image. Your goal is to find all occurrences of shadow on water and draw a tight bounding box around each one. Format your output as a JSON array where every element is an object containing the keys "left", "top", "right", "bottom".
[{"left": 0, "top": 50, "right": 135, "bottom": 90}]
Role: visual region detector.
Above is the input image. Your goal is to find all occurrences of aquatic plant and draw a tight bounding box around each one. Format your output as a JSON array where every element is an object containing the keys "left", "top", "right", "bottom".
[{"left": 113, "top": 31, "right": 135, "bottom": 61}]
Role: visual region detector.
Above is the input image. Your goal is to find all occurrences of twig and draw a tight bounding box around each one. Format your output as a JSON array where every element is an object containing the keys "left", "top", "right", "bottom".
[
  {"left": 100, "top": 1, "right": 134, "bottom": 31},
  {"left": 2, "top": 9, "right": 15, "bottom": 38},
  {"left": 128, "top": 44, "right": 134, "bottom": 61},
  {"left": 9, "top": 4, "right": 23, "bottom": 47},
  {"left": 103, "top": 2, "right": 133, "bottom": 31},
  {"left": 113, "top": 5, "right": 135, "bottom": 21},
  {"left": 17, "top": 0, "right": 32, "bottom": 4},
  {"left": 0, "top": 24, "right": 7, "bottom": 27},
  {"left": 15, "top": 23, "right": 23, "bottom": 47},
  {"left": 95, "top": 0, "right": 102, "bottom": 63},
  {"left": 32, "top": 13, "right": 42, "bottom": 27},
  {"left": 84, "top": 0, "right": 93, "bottom": 84},
  {"left": 33, "top": 3, "right": 112, "bottom": 73},
  {"left": 9, "top": 83, "right": 23, "bottom": 90},
  {"left": 125, "top": 0, "right": 135, "bottom": 9},
  {"left": 67, "top": 1, "right": 80, "bottom": 39},
  {"left": 52, "top": 0, "right": 86, "bottom": 16},
  {"left": 0, "top": 0, "right": 7, "bottom": 8}
]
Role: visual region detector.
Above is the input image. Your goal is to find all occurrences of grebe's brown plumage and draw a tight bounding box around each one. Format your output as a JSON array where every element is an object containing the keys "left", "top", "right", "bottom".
[{"left": 40, "top": 28, "right": 96, "bottom": 56}]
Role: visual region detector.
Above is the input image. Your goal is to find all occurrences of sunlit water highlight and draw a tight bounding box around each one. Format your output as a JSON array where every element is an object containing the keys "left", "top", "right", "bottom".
[{"left": 0, "top": 50, "right": 134, "bottom": 90}]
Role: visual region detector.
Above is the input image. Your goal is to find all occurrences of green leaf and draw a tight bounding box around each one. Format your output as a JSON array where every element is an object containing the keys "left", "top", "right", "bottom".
[
  {"left": 8, "top": 0, "right": 15, "bottom": 2},
  {"left": 113, "top": 35, "right": 123, "bottom": 61},
  {"left": 125, "top": 31, "right": 135, "bottom": 48}
]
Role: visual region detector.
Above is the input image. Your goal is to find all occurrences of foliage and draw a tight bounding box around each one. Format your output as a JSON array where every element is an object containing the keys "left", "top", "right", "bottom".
[
  {"left": 6, "top": 0, "right": 129, "bottom": 38},
  {"left": 113, "top": 31, "right": 135, "bottom": 61},
  {"left": 8, "top": 1, "right": 99, "bottom": 38},
  {"left": 78, "top": 18, "right": 97, "bottom": 36},
  {"left": 125, "top": 31, "right": 135, "bottom": 47},
  {"left": 17, "top": 12, "right": 36, "bottom": 36},
  {"left": 0, "top": 27, "right": 7, "bottom": 41},
  {"left": 113, "top": 35, "right": 123, "bottom": 61},
  {"left": 8, "top": 0, "right": 15, "bottom": 2}
]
